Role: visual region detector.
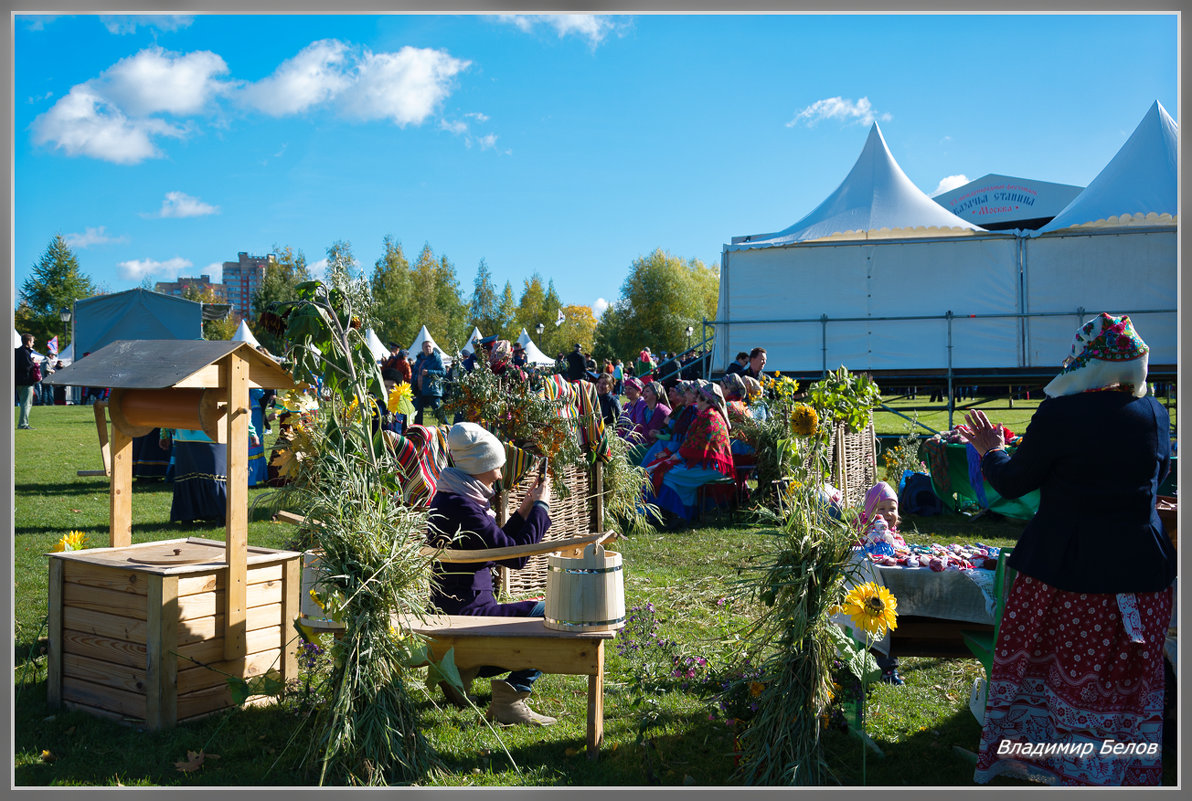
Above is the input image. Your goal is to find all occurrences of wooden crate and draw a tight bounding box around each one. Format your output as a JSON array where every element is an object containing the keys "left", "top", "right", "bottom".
[
  {"left": 494, "top": 461, "right": 604, "bottom": 599},
  {"left": 48, "top": 537, "right": 302, "bottom": 729}
]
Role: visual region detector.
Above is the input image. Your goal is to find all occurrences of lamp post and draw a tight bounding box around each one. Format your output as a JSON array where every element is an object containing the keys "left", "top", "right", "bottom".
[
  {"left": 535, "top": 322, "right": 544, "bottom": 337},
  {"left": 684, "top": 325, "right": 693, "bottom": 352}
]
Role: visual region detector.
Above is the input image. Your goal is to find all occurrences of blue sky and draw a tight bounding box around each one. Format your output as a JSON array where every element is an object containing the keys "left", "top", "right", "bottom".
[{"left": 12, "top": 13, "right": 1178, "bottom": 320}]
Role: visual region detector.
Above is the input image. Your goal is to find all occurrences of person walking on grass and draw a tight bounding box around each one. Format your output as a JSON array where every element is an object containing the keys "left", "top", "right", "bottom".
[{"left": 14, "top": 333, "right": 38, "bottom": 430}]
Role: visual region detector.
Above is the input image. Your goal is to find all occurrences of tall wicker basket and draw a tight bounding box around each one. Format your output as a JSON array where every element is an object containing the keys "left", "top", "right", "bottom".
[
  {"left": 825, "top": 415, "right": 878, "bottom": 510},
  {"left": 493, "top": 461, "right": 604, "bottom": 599}
]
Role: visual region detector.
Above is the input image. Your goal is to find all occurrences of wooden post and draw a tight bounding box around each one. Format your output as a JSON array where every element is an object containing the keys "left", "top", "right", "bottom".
[
  {"left": 590, "top": 462, "right": 604, "bottom": 533},
  {"left": 46, "top": 559, "right": 64, "bottom": 710},
  {"left": 145, "top": 574, "right": 179, "bottom": 730},
  {"left": 280, "top": 556, "right": 300, "bottom": 684},
  {"left": 109, "top": 425, "right": 133, "bottom": 547},
  {"left": 94, "top": 400, "right": 112, "bottom": 476},
  {"left": 223, "top": 352, "right": 249, "bottom": 660},
  {"left": 587, "top": 640, "right": 605, "bottom": 760}
]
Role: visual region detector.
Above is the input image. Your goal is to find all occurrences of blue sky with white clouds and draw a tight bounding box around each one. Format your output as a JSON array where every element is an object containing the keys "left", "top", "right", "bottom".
[{"left": 12, "top": 13, "right": 1178, "bottom": 319}]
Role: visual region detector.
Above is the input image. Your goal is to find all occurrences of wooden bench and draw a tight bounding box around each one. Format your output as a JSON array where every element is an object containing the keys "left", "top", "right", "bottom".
[{"left": 394, "top": 613, "right": 615, "bottom": 760}]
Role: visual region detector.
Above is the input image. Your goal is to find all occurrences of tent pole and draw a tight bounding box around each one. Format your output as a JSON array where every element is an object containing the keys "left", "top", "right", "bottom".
[{"left": 946, "top": 310, "right": 954, "bottom": 430}]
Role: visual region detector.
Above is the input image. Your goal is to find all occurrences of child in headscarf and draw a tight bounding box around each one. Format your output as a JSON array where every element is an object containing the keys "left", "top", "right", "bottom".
[{"left": 858, "top": 481, "right": 910, "bottom": 557}]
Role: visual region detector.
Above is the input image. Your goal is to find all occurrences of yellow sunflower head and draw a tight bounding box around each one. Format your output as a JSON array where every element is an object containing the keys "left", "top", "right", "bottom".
[
  {"left": 387, "top": 382, "right": 413, "bottom": 413},
  {"left": 791, "top": 403, "right": 819, "bottom": 437},
  {"left": 52, "top": 530, "right": 89, "bottom": 553},
  {"left": 840, "top": 582, "right": 898, "bottom": 637}
]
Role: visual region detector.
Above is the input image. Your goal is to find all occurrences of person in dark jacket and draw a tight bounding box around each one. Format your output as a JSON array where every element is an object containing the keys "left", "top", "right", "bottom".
[
  {"left": 14, "top": 333, "right": 37, "bottom": 430},
  {"left": 411, "top": 340, "right": 446, "bottom": 426},
  {"left": 564, "top": 343, "right": 586, "bottom": 381},
  {"left": 959, "top": 313, "right": 1175, "bottom": 786},
  {"left": 426, "top": 422, "right": 556, "bottom": 725}
]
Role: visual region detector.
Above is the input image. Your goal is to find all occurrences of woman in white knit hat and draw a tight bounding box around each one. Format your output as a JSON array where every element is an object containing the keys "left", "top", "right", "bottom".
[{"left": 425, "top": 422, "right": 556, "bottom": 726}]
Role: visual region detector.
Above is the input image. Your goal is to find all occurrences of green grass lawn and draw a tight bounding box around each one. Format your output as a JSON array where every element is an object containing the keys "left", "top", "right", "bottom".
[{"left": 11, "top": 402, "right": 1177, "bottom": 786}]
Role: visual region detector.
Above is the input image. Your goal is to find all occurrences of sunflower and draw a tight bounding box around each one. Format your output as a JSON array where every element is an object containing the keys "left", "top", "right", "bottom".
[
  {"left": 387, "top": 382, "right": 413, "bottom": 414},
  {"left": 52, "top": 530, "right": 89, "bottom": 553},
  {"left": 790, "top": 403, "right": 819, "bottom": 437},
  {"left": 279, "top": 388, "right": 319, "bottom": 413},
  {"left": 839, "top": 582, "right": 898, "bottom": 637}
]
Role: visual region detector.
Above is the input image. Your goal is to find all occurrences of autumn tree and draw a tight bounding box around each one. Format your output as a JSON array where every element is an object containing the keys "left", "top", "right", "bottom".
[
  {"left": 592, "top": 248, "right": 719, "bottom": 363},
  {"left": 410, "top": 244, "right": 468, "bottom": 353},
  {"left": 183, "top": 285, "right": 238, "bottom": 341},
  {"left": 514, "top": 272, "right": 548, "bottom": 350},
  {"left": 17, "top": 234, "right": 96, "bottom": 347},
  {"left": 555, "top": 304, "right": 598, "bottom": 355},
  {"left": 497, "top": 281, "right": 518, "bottom": 341}
]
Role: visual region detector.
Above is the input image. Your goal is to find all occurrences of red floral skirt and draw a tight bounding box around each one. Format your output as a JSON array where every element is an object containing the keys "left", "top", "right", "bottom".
[{"left": 975, "top": 574, "right": 1172, "bottom": 786}]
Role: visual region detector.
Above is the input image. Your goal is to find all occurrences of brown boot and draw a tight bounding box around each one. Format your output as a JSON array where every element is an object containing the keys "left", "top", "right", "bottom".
[
  {"left": 439, "top": 667, "right": 479, "bottom": 709},
  {"left": 484, "top": 679, "right": 557, "bottom": 726}
]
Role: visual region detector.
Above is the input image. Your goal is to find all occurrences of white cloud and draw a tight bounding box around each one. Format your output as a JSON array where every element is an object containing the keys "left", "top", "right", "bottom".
[
  {"left": 786, "top": 96, "right": 891, "bottom": 128},
  {"left": 145, "top": 191, "right": 220, "bottom": 218},
  {"left": 30, "top": 84, "right": 186, "bottom": 163},
  {"left": 339, "top": 47, "right": 470, "bottom": 126},
  {"left": 931, "top": 174, "right": 970, "bottom": 197},
  {"left": 440, "top": 119, "right": 468, "bottom": 135},
  {"left": 64, "top": 226, "right": 128, "bottom": 248},
  {"left": 30, "top": 46, "right": 228, "bottom": 164},
  {"left": 240, "top": 39, "right": 352, "bottom": 116},
  {"left": 100, "top": 15, "right": 194, "bottom": 35},
  {"left": 592, "top": 297, "right": 610, "bottom": 318},
  {"left": 495, "top": 14, "right": 621, "bottom": 47},
  {"left": 201, "top": 262, "right": 224, "bottom": 283},
  {"left": 476, "top": 133, "right": 498, "bottom": 150},
  {"left": 19, "top": 15, "right": 57, "bottom": 31},
  {"left": 118, "top": 256, "right": 192, "bottom": 281},
  {"left": 465, "top": 112, "right": 489, "bottom": 123},
  {"left": 98, "top": 47, "right": 229, "bottom": 116},
  {"left": 308, "top": 258, "right": 329, "bottom": 281}
]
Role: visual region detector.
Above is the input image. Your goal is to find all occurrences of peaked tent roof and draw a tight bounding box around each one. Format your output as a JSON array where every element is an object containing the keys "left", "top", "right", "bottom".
[
  {"left": 232, "top": 319, "right": 261, "bottom": 347},
  {"left": 12, "top": 329, "right": 19, "bottom": 348},
  {"left": 364, "top": 328, "right": 388, "bottom": 361},
  {"left": 731, "top": 123, "right": 984, "bottom": 249},
  {"left": 460, "top": 326, "right": 483, "bottom": 356},
  {"left": 1035, "top": 101, "right": 1178, "bottom": 235},
  {"left": 407, "top": 325, "right": 453, "bottom": 366},
  {"left": 515, "top": 328, "right": 557, "bottom": 366}
]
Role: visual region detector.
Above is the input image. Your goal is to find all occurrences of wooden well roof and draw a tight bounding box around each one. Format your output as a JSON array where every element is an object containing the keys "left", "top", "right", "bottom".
[{"left": 43, "top": 340, "right": 300, "bottom": 390}]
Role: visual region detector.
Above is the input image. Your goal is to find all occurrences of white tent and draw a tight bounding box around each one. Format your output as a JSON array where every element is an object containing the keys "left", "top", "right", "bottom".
[
  {"left": 58, "top": 344, "right": 74, "bottom": 367},
  {"left": 407, "top": 325, "right": 453, "bottom": 366},
  {"left": 732, "top": 122, "right": 982, "bottom": 249},
  {"left": 231, "top": 319, "right": 261, "bottom": 347},
  {"left": 515, "top": 328, "right": 558, "bottom": 366},
  {"left": 714, "top": 109, "right": 1176, "bottom": 376},
  {"left": 1035, "top": 100, "right": 1178, "bottom": 234},
  {"left": 364, "top": 328, "right": 388, "bottom": 361},
  {"left": 460, "top": 327, "right": 483, "bottom": 356},
  {"left": 12, "top": 328, "right": 20, "bottom": 348}
]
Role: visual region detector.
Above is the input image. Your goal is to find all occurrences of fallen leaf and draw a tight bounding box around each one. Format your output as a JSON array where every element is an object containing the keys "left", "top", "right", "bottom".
[
  {"left": 40, "top": 750, "right": 56, "bottom": 763},
  {"left": 71, "top": 509, "right": 80, "bottom": 513},
  {"left": 564, "top": 746, "right": 581, "bottom": 757},
  {"left": 174, "top": 750, "right": 220, "bottom": 773}
]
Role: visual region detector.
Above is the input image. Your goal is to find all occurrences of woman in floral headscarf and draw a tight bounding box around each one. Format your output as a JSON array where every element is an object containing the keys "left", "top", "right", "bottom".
[
  {"left": 958, "top": 313, "right": 1175, "bottom": 786},
  {"left": 488, "top": 339, "right": 525, "bottom": 381},
  {"left": 644, "top": 381, "right": 735, "bottom": 523}
]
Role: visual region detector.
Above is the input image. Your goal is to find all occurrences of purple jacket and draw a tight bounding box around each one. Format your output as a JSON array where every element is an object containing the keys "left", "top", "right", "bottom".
[
  {"left": 426, "top": 490, "right": 551, "bottom": 616},
  {"left": 634, "top": 402, "right": 672, "bottom": 443}
]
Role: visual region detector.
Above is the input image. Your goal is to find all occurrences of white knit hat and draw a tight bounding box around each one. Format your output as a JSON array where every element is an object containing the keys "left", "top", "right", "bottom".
[{"left": 448, "top": 422, "right": 506, "bottom": 474}]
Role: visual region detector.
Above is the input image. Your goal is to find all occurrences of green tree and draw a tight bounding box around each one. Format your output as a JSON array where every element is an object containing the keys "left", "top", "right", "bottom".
[
  {"left": 514, "top": 272, "right": 548, "bottom": 349},
  {"left": 497, "top": 281, "right": 518, "bottom": 341},
  {"left": 538, "top": 279, "right": 564, "bottom": 356},
  {"left": 370, "top": 236, "right": 415, "bottom": 349},
  {"left": 593, "top": 248, "right": 719, "bottom": 363},
  {"left": 253, "top": 245, "right": 311, "bottom": 354},
  {"left": 468, "top": 258, "right": 500, "bottom": 338},
  {"left": 410, "top": 244, "right": 468, "bottom": 353},
  {"left": 183, "top": 285, "right": 238, "bottom": 341},
  {"left": 18, "top": 234, "right": 96, "bottom": 348}
]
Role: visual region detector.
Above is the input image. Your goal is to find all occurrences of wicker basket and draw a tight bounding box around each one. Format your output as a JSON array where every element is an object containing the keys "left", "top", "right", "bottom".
[
  {"left": 825, "top": 416, "right": 878, "bottom": 510},
  {"left": 493, "top": 461, "right": 604, "bottom": 599}
]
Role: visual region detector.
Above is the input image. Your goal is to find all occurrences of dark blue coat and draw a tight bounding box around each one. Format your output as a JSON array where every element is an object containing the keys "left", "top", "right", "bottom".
[
  {"left": 426, "top": 489, "right": 551, "bottom": 616},
  {"left": 981, "top": 391, "right": 1175, "bottom": 594}
]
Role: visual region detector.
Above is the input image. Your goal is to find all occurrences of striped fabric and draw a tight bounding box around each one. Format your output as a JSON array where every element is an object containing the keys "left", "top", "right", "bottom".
[
  {"left": 495, "top": 441, "right": 536, "bottom": 494},
  {"left": 540, "top": 376, "right": 612, "bottom": 463},
  {"left": 391, "top": 424, "right": 451, "bottom": 507}
]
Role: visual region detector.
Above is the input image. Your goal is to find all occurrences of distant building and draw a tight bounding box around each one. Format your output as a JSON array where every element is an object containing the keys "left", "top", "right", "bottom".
[
  {"left": 932, "top": 173, "right": 1084, "bottom": 231},
  {"left": 221, "top": 252, "right": 275, "bottom": 322},
  {"left": 154, "top": 275, "right": 227, "bottom": 301}
]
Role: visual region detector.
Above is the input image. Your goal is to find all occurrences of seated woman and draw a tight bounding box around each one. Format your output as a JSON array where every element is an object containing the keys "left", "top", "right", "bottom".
[
  {"left": 720, "top": 372, "right": 757, "bottom": 457},
  {"left": 425, "top": 422, "right": 556, "bottom": 726},
  {"left": 643, "top": 382, "right": 735, "bottom": 523},
  {"left": 595, "top": 372, "right": 622, "bottom": 427},
  {"left": 628, "top": 381, "right": 671, "bottom": 463},
  {"left": 618, "top": 378, "right": 647, "bottom": 441},
  {"left": 639, "top": 380, "right": 698, "bottom": 467}
]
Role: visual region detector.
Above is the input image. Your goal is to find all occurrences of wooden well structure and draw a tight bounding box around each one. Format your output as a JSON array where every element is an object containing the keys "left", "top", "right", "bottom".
[{"left": 43, "top": 340, "right": 304, "bottom": 728}]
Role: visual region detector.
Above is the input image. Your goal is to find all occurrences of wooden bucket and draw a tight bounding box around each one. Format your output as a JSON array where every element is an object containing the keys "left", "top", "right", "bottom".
[{"left": 543, "top": 543, "right": 625, "bottom": 632}]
